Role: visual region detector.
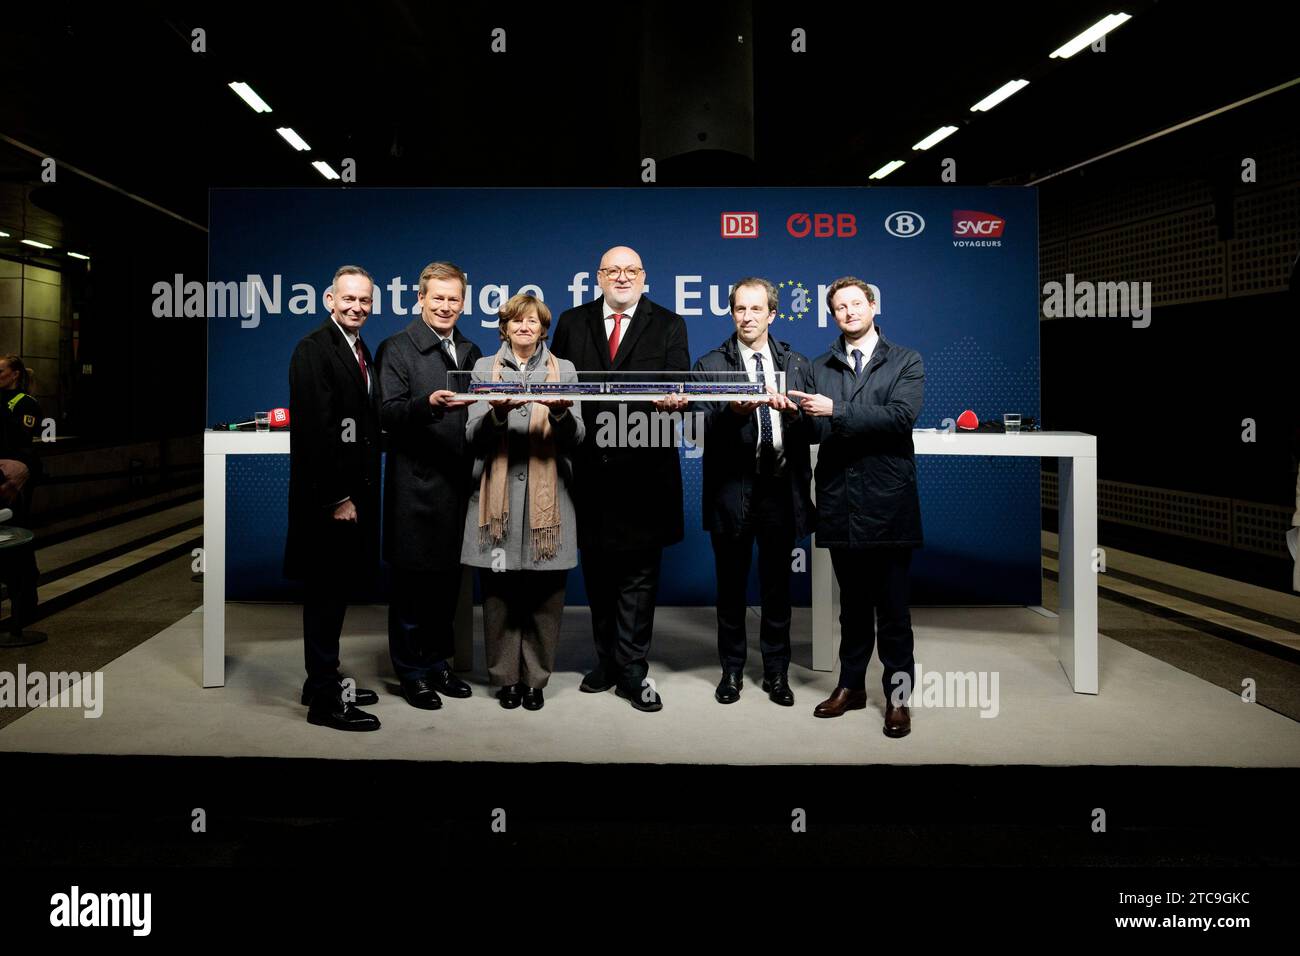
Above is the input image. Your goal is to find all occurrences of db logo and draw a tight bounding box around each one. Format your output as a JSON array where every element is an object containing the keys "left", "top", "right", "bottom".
[
  {"left": 721, "top": 212, "right": 759, "bottom": 238},
  {"left": 885, "top": 211, "right": 925, "bottom": 238},
  {"left": 953, "top": 210, "right": 1006, "bottom": 237},
  {"left": 269, "top": 408, "right": 289, "bottom": 427},
  {"left": 786, "top": 213, "right": 857, "bottom": 238}
]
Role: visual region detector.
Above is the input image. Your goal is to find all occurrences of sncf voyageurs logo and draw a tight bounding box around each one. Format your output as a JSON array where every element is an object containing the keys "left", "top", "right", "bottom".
[{"left": 952, "top": 210, "right": 1005, "bottom": 247}]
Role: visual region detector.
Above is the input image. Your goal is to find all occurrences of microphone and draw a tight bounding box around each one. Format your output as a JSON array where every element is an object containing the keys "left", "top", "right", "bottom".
[
  {"left": 219, "top": 408, "right": 291, "bottom": 430},
  {"left": 956, "top": 409, "right": 979, "bottom": 430}
]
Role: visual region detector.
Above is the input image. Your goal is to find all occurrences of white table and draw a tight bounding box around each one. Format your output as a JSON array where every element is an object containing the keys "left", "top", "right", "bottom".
[
  {"left": 205, "top": 430, "right": 1098, "bottom": 694},
  {"left": 810, "top": 431, "right": 1098, "bottom": 694},
  {"left": 201, "top": 430, "right": 474, "bottom": 688}
]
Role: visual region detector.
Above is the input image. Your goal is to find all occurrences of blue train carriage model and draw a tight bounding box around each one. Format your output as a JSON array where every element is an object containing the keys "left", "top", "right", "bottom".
[
  {"left": 681, "top": 381, "right": 766, "bottom": 395},
  {"left": 605, "top": 381, "right": 687, "bottom": 394},
  {"left": 527, "top": 381, "right": 603, "bottom": 395},
  {"left": 468, "top": 380, "right": 526, "bottom": 394}
]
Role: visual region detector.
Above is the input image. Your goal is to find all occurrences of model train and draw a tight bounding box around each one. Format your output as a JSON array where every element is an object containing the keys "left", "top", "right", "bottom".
[{"left": 466, "top": 380, "right": 769, "bottom": 396}]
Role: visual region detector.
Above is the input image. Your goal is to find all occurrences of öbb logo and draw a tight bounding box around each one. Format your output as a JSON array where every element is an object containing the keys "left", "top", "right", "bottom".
[
  {"left": 952, "top": 210, "right": 1006, "bottom": 237},
  {"left": 786, "top": 213, "right": 857, "bottom": 238},
  {"left": 721, "top": 212, "right": 759, "bottom": 238}
]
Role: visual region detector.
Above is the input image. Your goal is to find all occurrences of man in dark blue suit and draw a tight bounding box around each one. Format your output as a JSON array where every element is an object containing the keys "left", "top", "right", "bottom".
[
  {"left": 692, "top": 277, "right": 814, "bottom": 706},
  {"left": 790, "top": 276, "right": 924, "bottom": 738}
]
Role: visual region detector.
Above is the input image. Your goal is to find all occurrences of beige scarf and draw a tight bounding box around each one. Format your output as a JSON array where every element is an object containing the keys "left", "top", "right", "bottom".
[{"left": 478, "top": 348, "right": 562, "bottom": 561}]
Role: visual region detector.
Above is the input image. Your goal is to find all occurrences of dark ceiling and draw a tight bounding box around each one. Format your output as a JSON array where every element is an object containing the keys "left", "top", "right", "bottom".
[{"left": 1, "top": 0, "right": 1296, "bottom": 235}]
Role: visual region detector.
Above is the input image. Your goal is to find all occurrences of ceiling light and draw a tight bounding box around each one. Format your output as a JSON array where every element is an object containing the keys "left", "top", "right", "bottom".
[
  {"left": 67, "top": 251, "right": 90, "bottom": 260},
  {"left": 228, "top": 82, "right": 272, "bottom": 113},
  {"left": 912, "top": 126, "right": 959, "bottom": 150},
  {"left": 869, "top": 160, "right": 905, "bottom": 180},
  {"left": 970, "top": 79, "right": 1029, "bottom": 112},
  {"left": 1050, "top": 13, "right": 1133, "bottom": 59},
  {"left": 276, "top": 127, "right": 311, "bottom": 151},
  {"left": 312, "top": 161, "right": 341, "bottom": 180},
  {"left": 21, "top": 239, "right": 53, "bottom": 249}
]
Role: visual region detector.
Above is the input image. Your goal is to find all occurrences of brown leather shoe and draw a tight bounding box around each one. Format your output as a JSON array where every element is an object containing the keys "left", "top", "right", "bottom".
[
  {"left": 883, "top": 703, "right": 911, "bottom": 738},
  {"left": 813, "top": 687, "right": 867, "bottom": 718}
]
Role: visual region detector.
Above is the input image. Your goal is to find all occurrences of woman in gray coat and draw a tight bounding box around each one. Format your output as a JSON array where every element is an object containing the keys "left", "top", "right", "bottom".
[{"left": 463, "top": 293, "right": 585, "bottom": 710}]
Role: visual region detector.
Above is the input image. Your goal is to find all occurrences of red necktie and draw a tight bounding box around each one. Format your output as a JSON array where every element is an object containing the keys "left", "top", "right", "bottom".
[
  {"left": 609, "top": 313, "right": 624, "bottom": 360},
  {"left": 355, "top": 340, "right": 369, "bottom": 391}
]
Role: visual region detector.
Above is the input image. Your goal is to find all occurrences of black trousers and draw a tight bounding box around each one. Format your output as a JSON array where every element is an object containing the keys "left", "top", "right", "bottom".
[
  {"left": 828, "top": 547, "right": 915, "bottom": 699},
  {"left": 711, "top": 475, "right": 795, "bottom": 675},
  {"left": 581, "top": 544, "right": 662, "bottom": 684},
  {"left": 301, "top": 518, "right": 371, "bottom": 693},
  {"left": 0, "top": 543, "right": 39, "bottom": 634},
  {"left": 387, "top": 566, "right": 460, "bottom": 682}
]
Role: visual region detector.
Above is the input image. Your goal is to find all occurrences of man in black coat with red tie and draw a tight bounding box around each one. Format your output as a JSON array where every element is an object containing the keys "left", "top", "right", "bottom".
[
  {"left": 375, "top": 261, "right": 482, "bottom": 710},
  {"left": 284, "top": 265, "right": 383, "bottom": 731},
  {"left": 549, "top": 245, "right": 689, "bottom": 712}
]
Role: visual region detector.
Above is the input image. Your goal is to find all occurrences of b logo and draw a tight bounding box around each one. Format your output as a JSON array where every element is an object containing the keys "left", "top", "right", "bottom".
[{"left": 885, "top": 211, "right": 925, "bottom": 238}]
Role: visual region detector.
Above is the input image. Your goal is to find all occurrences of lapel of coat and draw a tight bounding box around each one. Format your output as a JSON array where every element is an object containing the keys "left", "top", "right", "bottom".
[
  {"left": 611, "top": 296, "right": 653, "bottom": 371},
  {"left": 584, "top": 300, "right": 613, "bottom": 371},
  {"left": 325, "top": 319, "right": 368, "bottom": 397}
]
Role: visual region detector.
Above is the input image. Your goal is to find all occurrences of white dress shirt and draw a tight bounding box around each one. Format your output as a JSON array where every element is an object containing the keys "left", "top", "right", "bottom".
[
  {"left": 602, "top": 300, "right": 638, "bottom": 348},
  {"left": 845, "top": 325, "right": 879, "bottom": 374},
  {"left": 738, "top": 338, "right": 784, "bottom": 462},
  {"left": 436, "top": 331, "right": 457, "bottom": 366}
]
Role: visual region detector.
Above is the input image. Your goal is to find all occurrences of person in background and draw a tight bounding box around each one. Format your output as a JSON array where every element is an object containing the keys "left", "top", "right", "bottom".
[
  {"left": 0, "top": 355, "right": 44, "bottom": 644},
  {"left": 462, "top": 293, "right": 584, "bottom": 710}
]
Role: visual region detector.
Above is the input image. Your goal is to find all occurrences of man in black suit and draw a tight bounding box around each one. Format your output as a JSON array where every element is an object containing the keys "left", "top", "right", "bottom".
[
  {"left": 284, "top": 265, "right": 383, "bottom": 731},
  {"left": 375, "top": 261, "right": 482, "bottom": 710},
  {"left": 692, "top": 278, "right": 814, "bottom": 707},
  {"left": 549, "top": 246, "right": 689, "bottom": 712}
]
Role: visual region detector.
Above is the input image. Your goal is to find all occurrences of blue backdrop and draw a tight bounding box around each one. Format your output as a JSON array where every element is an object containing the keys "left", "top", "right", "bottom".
[{"left": 208, "top": 187, "right": 1040, "bottom": 606}]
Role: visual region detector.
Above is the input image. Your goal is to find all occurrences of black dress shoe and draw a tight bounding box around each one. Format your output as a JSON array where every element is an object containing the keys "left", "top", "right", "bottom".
[
  {"left": 522, "top": 686, "right": 545, "bottom": 711},
  {"left": 431, "top": 666, "right": 472, "bottom": 699},
  {"left": 714, "top": 672, "right": 743, "bottom": 704},
  {"left": 497, "top": 684, "right": 523, "bottom": 709},
  {"left": 300, "top": 678, "right": 379, "bottom": 707},
  {"left": 399, "top": 677, "right": 443, "bottom": 710},
  {"left": 579, "top": 665, "right": 616, "bottom": 693},
  {"left": 306, "top": 694, "right": 381, "bottom": 732},
  {"left": 615, "top": 679, "right": 663, "bottom": 713},
  {"left": 761, "top": 672, "right": 795, "bottom": 707}
]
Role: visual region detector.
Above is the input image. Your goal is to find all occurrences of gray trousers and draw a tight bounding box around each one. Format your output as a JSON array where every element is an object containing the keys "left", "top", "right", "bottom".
[{"left": 481, "top": 569, "right": 568, "bottom": 688}]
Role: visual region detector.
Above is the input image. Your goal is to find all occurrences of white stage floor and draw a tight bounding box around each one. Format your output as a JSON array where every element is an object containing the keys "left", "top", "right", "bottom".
[{"left": 3, "top": 604, "right": 1299, "bottom": 766}]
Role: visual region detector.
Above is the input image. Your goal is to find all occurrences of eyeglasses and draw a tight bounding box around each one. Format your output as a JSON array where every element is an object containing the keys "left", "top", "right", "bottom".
[{"left": 599, "top": 266, "right": 643, "bottom": 280}]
